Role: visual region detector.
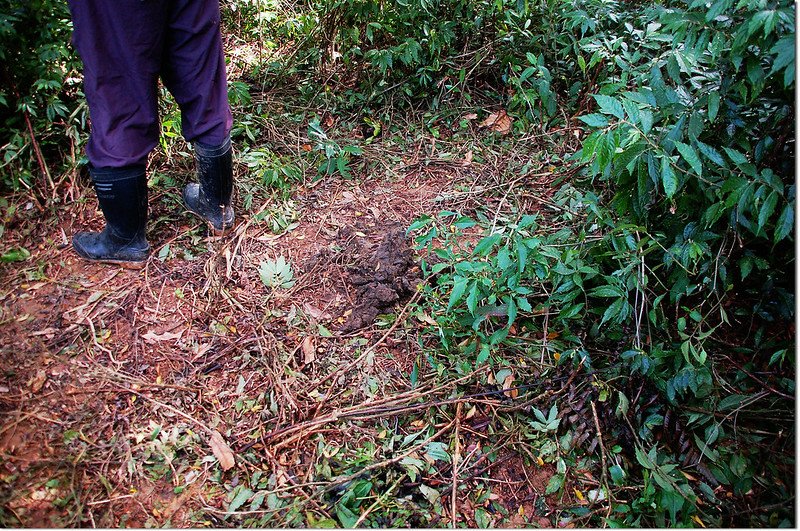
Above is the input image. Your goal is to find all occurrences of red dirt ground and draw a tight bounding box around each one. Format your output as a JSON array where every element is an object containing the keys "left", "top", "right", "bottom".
[{"left": 1, "top": 152, "right": 563, "bottom": 526}]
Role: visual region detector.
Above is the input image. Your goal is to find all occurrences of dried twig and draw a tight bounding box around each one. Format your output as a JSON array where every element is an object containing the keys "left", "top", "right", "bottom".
[
  {"left": 451, "top": 402, "right": 463, "bottom": 528},
  {"left": 590, "top": 401, "right": 613, "bottom": 523}
]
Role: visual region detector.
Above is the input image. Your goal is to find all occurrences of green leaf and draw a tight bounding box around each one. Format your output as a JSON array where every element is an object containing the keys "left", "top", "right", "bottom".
[
  {"left": 774, "top": 204, "right": 794, "bottom": 243},
  {"left": 475, "top": 507, "right": 491, "bottom": 528},
  {"left": 448, "top": 276, "right": 468, "bottom": 310},
  {"left": 545, "top": 474, "right": 565, "bottom": 495},
  {"left": 610, "top": 465, "right": 625, "bottom": 485},
  {"left": 518, "top": 214, "right": 538, "bottom": 229},
  {"left": 488, "top": 326, "right": 509, "bottom": 345},
  {"left": 454, "top": 216, "right": 476, "bottom": 229},
  {"left": 408, "top": 216, "right": 432, "bottom": 232},
  {"left": 227, "top": 486, "right": 254, "bottom": 513},
  {"left": 621, "top": 99, "right": 640, "bottom": 124},
  {"left": 696, "top": 140, "right": 726, "bottom": 167},
  {"left": 591, "top": 285, "right": 623, "bottom": 298},
  {"left": 601, "top": 298, "right": 625, "bottom": 325},
  {"left": 425, "top": 441, "right": 451, "bottom": 463},
  {"left": 335, "top": 503, "right": 359, "bottom": 528},
  {"left": 476, "top": 346, "right": 490, "bottom": 365},
  {"left": 769, "top": 349, "right": 787, "bottom": 367},
  {"left": 616, "top": 391, "right": 629, "bottom": 417},
  {"left": 718, "top": 394, "right": 749, "bottom": 410},
  {"left": 559, "top": 303, "right": 584, "bottom": 319},
  {"left": 757, "top": 191, "right": 778, "bottom": 230},
  {"left": 661, "top": 156, "right": 678, "bottom": 198},
  {"left": 639, "top": 109, "right": 654, "bottom": 134},
  {"left": 675, "top": 141, "right": 702, "bottom": 177},
  {"left": 516, "top": 238, "right": 528, "bottom": 276},
  {"left": 1, "top": 247, "right": 30, "bottom": 262},
  {"left": 723, "top": 147, "right": 749, "bottom": 166},
  {"left": 505, "top": 296, "right": 517, "bottom": 326},
  {"left": 578, "top": 113, "right": 609, "bottom": 128},
  {"left": 249, "top": 491, "right": 266, "bottom": 511},
  {"left": 593, "top": 94, "right": 625, "bottom": 120},
  {"left": 466, "top": 281, "right": 479, "bottom": 314},
  {"left": 352, "top": 479, "right": 373, "bottom": 498},
  {"left": 768, "top": 35, "right": 795, "bottom": 87},
  {"left": 157, "top": 243, "right": 171, "bottom": 261},
  {"left": 258, "top": 256, "right": 295, "bottom": 289},
  {"left": 472, "top": 234, "right": 501, "bottom": 256},
  {"left": 419, "top": 484, "right": 441, "bottom": 504},
  {"left": 707, "top": 91, "right": 720, "bottom": 122},
  {"left": 336, "top": 156, "right": 350, "bottom": 178},
  {"left": 739, "top": 256, "right": 753, "bottom": 280},
  {"left": 635, "top": 447, "right": 654, "bottom": 470}
]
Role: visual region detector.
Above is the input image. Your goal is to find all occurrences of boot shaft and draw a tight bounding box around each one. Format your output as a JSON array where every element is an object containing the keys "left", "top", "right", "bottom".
[
  {"left": 194, "top": 136, "right": 233, "bottom": 209},
  {"left": 185, "top": 136, "right": 235, "bottom": 232},
  {"left": 89, "top": 165, "right": 148, "bottom": 242}
]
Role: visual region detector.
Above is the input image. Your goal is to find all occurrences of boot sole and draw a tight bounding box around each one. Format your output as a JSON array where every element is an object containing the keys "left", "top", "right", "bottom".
[
  {"left": 75, "top": 255, "right": 147, "bottom": 269},
  {"left": 185, "top": 206, "right": 235, "bottom": 236},
  {"left": 73, "top": 247, "right": 148, "bottom": 269}
]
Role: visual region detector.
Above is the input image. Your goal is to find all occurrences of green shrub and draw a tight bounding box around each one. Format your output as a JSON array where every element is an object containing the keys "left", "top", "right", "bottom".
[{"left": 0, "top": 0, "right": 85, "bottom": 191}]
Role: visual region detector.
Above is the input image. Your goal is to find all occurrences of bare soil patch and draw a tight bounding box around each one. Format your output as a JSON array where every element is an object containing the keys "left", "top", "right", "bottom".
[{"left": 1, "top": 154, "right": 550, "bottom": 526}]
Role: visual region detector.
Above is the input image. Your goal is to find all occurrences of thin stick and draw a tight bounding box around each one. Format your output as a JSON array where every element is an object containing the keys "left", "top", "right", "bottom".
[
  {"left": 451, "top": 402, "right": 463, "bottom": 528},
  {"left": 123, "top": 387, "right": 214, "bottom": 435},
  {"left": 22, "top": 108, "right": 53, "bottom": 198},
  {"left": 591, "top": 401, "right": 613, "bottom": 524},
  {"left": 353, "top": 473, "right": 407, "bottom": 527},
  {"left": 87, "top": 494, "right": 135, "bottom": 506}
]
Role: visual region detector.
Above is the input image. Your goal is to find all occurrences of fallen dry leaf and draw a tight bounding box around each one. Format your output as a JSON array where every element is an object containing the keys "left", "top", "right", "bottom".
[
  {"left": 209, "top": 430, "right": 235, "bottom": 471},
  {"left": 479, "top": 110, "right": 513, "bottom": 135},
  {"left": 303, "top": 303, "right": 331, "bottom": 321},
  {"left": 142, "top": 330, "right": 182, "bottom": 344},
  {"left": 29, "top": 369, "right": 47, "bottom": 393},
  {"left": 502, "top": 373, "right": 518, "bottom": 399},
  {"left": 302, "top": 336, "right": 316, "bottom": 364},
  {"left": 464, "top": 113, "right": 478, "bottom": 120}
]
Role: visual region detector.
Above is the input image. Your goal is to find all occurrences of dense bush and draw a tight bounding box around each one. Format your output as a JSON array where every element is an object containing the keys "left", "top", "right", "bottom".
[
  {"left": 0, "top": 0, "right": 85, "bottom": 192},
  {"left": 394, "top": 0, "right": 794, "bottom": 526}
]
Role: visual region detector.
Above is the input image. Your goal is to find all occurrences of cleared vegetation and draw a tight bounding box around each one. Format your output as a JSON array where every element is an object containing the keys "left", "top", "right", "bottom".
[{"left": 0, "top": 0, "right": 794, "bottom": 527}]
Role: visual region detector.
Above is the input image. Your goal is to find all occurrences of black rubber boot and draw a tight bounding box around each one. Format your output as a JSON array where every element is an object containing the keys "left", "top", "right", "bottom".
[
  {"left": 72, "top": 165, "right": 149, "bottom": 268},
  {"left": 183, "top": 136, "right": 234, "bottom": 233}
]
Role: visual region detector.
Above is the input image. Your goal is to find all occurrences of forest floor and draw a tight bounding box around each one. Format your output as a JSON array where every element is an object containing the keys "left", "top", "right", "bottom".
[{"left": 0, "top": 116, "right": 588, "bottom": 527}]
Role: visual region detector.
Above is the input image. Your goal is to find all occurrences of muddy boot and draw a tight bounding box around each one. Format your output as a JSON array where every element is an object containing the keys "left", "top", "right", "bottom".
[
  {"left": 183, "top": 136, "right": 234, "bottom": 233},
  {"left": 72, "top": 165, "right": 149, "bottom": 268}
]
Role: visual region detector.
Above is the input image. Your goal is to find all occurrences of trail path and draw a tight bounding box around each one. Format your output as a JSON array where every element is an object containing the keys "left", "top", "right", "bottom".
[{"left": 0, "top": 150, "right": 560, "bottom": 527}]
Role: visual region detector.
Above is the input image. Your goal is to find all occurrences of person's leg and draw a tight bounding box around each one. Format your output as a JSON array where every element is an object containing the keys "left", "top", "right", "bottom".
[
  {"left": 67, "top": 0, "right": 169, "bottom": 264},
  {"left": 72, "top": 166, "right": 149, "bottom": 268},
  {"left": 161, "top": 0, "right": 233, "bottom": 146},
  {"left": 161, "top": 0, "right": 235, "bottom": 232},
  {"left": 68, "top": 0, "right": 167, "bottom": 168}
]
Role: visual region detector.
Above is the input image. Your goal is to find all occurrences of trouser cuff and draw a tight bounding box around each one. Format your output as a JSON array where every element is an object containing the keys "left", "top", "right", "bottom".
[
  {"left": 194, "top": 136, "right": 231, "bottom": 158},
  {"left": 89, "top": 164, "right": 147, "bottom": 183}
]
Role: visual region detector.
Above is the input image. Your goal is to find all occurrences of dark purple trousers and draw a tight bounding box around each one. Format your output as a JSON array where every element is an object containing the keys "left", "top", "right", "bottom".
[{"left": 67, "top": 0, "right": 233, "bottom": 168}]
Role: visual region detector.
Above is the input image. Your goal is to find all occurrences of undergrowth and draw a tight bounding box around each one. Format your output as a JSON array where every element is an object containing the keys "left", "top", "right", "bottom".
[{"left": 0, "top": 0, "right": 794, "bottom": 527}]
